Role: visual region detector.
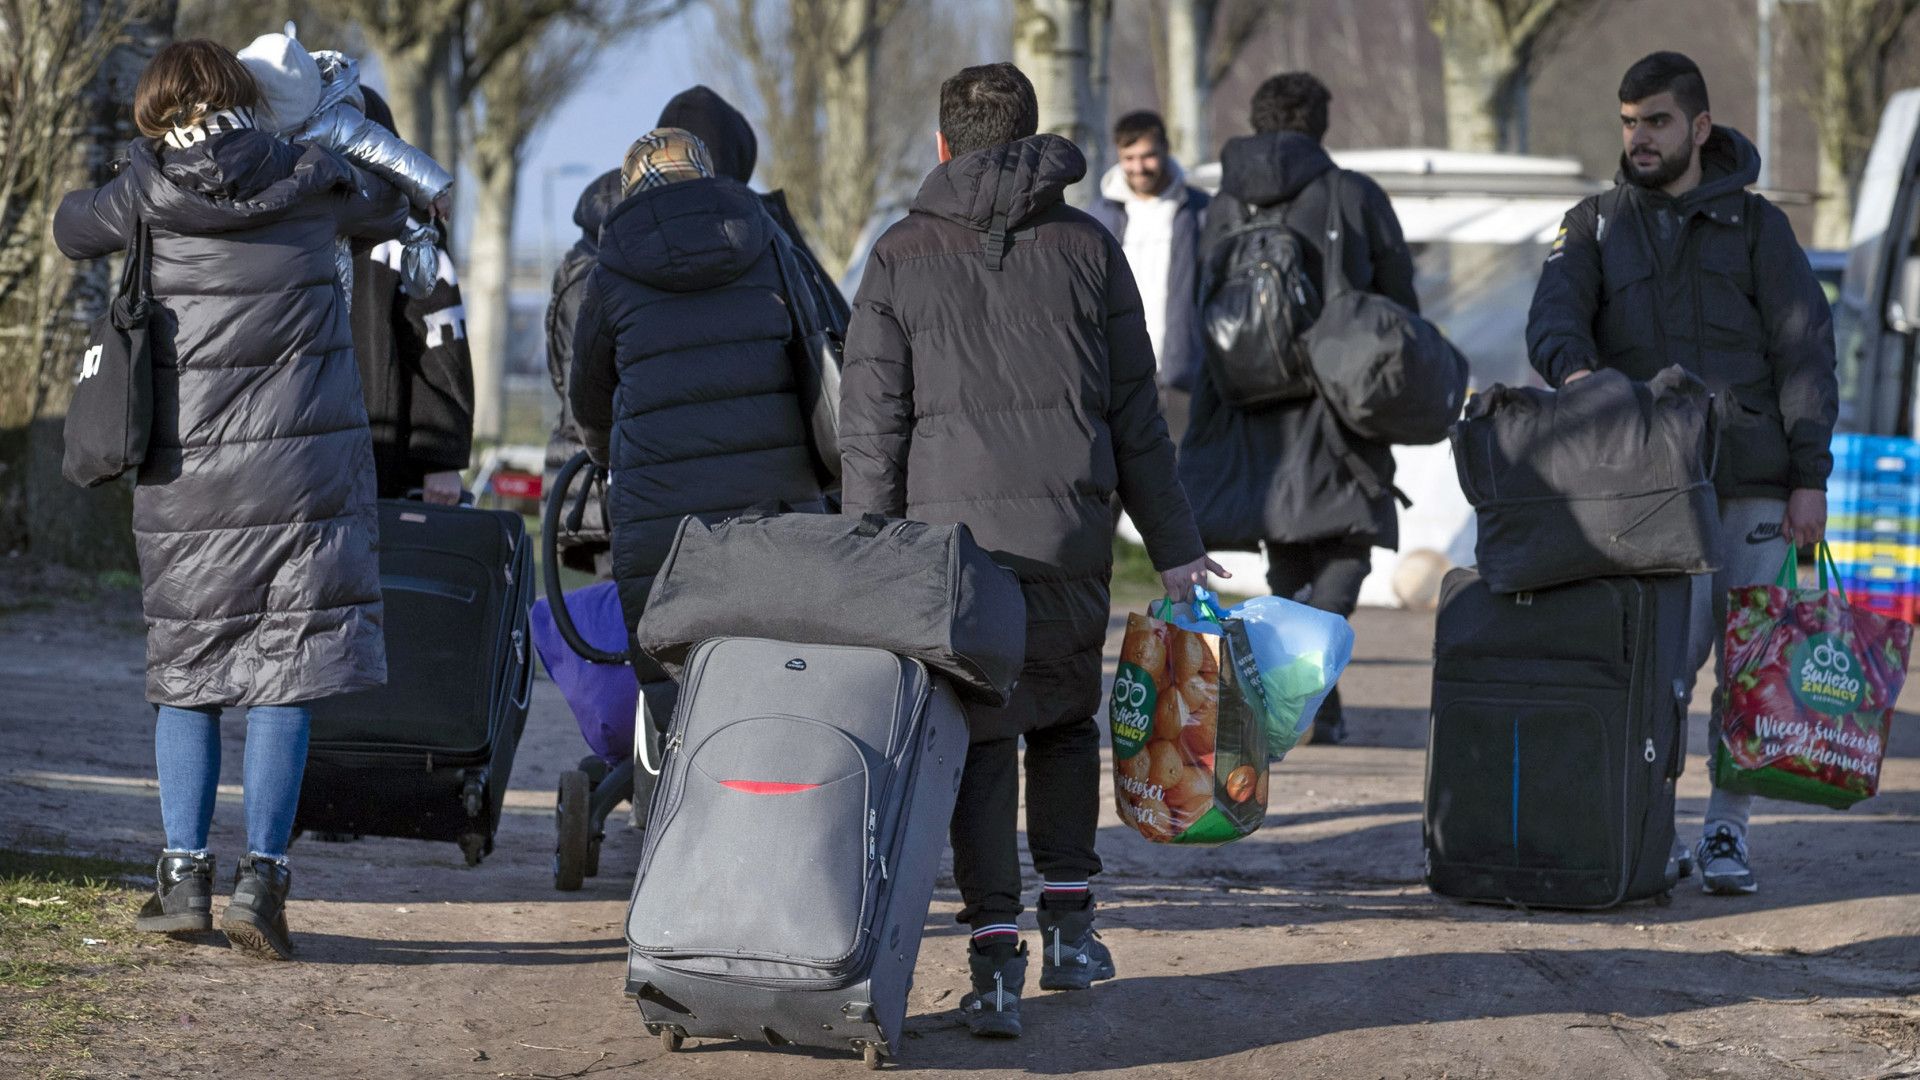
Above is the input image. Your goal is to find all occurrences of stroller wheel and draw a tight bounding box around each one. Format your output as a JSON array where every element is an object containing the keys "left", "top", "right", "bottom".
[
  {"left": 553, "top": 771, "right": 591, "bottom": 891},
  {"left": 577, "top": 754, "right": 611, "bottom": 787},
  {"left": 585, "top": 835, "right": 603, "bottom": 878}
]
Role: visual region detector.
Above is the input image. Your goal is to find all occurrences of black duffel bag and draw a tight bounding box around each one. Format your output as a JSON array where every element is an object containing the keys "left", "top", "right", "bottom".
[
  {"left": 1305, "top": 172, "right": 1468, "bottom": 446},
  {"left": 635, "top": 509, "right": 1026, "bottom": 705},
  {"left": 1451, "top": 365, "right": 1720, "bottom": 594}
]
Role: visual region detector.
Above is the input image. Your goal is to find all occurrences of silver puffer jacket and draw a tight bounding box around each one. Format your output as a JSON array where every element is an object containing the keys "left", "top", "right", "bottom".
[{"left": 292, "top": 52, "right": 452, "bottom": 299}]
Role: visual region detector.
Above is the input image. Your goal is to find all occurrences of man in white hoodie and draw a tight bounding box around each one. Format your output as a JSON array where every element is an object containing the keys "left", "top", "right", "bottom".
[{"left": 1091, "top": 110, "right": 1211, "bottom": 440}]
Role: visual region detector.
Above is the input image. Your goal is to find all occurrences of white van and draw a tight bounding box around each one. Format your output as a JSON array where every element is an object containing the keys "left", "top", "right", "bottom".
[{"left": 1836, "top": 88, "right": 1920, "bottom": 435}]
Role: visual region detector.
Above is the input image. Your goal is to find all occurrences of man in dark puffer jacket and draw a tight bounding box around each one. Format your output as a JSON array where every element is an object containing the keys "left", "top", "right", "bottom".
[
  {"left": 569, "top": 128, "right": 828, "bottom": 720},
  {"left": 1181, "top": 72, "right": 1419, "bottom": 747},
  {"left": 840, "top": 62, "right": 1219, "bottom": 1039}
]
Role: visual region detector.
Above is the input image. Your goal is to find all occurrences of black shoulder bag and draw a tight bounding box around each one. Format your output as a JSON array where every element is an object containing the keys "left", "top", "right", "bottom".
[
  {"left": 62, "top": 213, "right": 155, "bottom": 488},
  {"left": 771, "top": 230, "right": 844, "bottom": 485}
]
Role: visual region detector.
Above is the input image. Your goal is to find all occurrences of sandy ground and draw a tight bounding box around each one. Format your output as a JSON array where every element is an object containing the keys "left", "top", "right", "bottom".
[{"left": 0, "top": 574, "right": 1915, "bottom": 1080}]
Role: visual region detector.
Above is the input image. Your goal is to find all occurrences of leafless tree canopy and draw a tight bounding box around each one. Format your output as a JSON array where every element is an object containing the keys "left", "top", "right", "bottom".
[{"left": 1788, "top": 0, "right": 1920, "bottom": 244}]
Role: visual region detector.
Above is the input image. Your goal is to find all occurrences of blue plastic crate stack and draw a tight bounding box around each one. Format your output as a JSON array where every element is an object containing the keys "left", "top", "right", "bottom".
[{"left": 1828, "top": 433, "right": 1920, "bottom": 623}]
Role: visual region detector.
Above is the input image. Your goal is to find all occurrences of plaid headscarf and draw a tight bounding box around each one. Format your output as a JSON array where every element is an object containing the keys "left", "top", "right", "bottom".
[{"left": 622, "top": 127, "right": 714, "bottom": 194}]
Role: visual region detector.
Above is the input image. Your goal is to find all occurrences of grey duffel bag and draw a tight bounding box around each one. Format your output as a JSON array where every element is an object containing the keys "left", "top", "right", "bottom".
[
  {"left": 1451, "top": 365, "right": 1721, "bottom": 594},
  {"left": 635, "top": 508, "right": 1026, "bottom": 705}
]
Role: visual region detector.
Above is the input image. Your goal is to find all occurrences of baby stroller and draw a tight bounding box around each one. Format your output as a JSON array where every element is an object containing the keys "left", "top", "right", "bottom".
[{"left": 533, "top": 451, "right": 665, "bottom": 891}]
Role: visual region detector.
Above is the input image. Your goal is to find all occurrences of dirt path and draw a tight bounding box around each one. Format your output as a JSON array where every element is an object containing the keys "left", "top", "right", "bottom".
[{"left": 1, "top": 575, "right": 1915, "bottom": 1080}]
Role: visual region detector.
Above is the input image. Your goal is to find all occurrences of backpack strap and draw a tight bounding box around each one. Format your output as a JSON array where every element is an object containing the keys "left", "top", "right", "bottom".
[
  {"left": 1320, "top": 169, "right": 1352, "bottom": 300},
  {"left": 982, "top": 209, "right": 1012, "bottom": 271}
]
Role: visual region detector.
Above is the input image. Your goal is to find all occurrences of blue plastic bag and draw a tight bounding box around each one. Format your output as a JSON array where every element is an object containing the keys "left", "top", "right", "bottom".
[
  {"left": 530, "top": 581, "right": 637, "bottom": 766},
  {"left": 1165, "top": 589, "right": 1353, "bottom": 761}
]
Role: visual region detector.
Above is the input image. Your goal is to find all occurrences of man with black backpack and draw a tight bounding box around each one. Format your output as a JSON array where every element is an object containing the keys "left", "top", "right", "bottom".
[
  {"left": 1526, "top": 52, "right": 1837, "bottom": 896},
  {"left": 1180, "top": 72, "right": 1418, "bottom": 745}
]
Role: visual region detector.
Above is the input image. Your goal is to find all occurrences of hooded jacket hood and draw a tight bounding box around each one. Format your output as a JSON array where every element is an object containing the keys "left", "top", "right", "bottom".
[
  {"left": 1615, "top": 124, "right": 1762, "bottom": 211},
  {"left": 657, "top": 85, "right": 758, "bottom": 184},
  {"left": 138, "top": 131, "right": 354, "bottom": 234},
  {"left": 1099, "top": 155, "right": 1187, "bottom": 206},
  {"left": 596, "top": 175, "right": 772, "bottom": 292},
  {"left": 1218, "top": 131, "right": 1335, "bottom": 208},
  {"left": 910, "top": 133, "right": 1086, "bottom": 233},
  {"left": 573, "top": 167, "right": 624, "bottom": 246}
]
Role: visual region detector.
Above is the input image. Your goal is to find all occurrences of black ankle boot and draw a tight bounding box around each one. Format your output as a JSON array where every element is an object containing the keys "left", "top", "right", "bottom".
[
  {"left": 959, "top": 941, "right": 1027, "bottom": 1039},
  {"left": 136, "top": 851, "right": 215, "bottom": 933},
  {"left": 221, "top": 856, "right": 294, "bottom": 960}
]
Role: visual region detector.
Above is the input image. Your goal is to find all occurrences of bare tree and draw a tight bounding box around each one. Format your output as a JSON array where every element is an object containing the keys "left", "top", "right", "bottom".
[
  {"left": 1426, "top": 0, "right": 1598, "bottom": 153},
  {"left": 0, "top": 0, "right": 170, "bottom": 566},
  {"left": 175, "top": 0, "right": 359, "bottom": 52},
  {"left": 1788, "top": 0, "right": 1920, "bottom": 247},
  {"left": 332, "top": 0, "right": 585, "bottom": 177},
  {"left": 1161, "top": 0, "right": 1270, "bottom": 166},
  {"left": 1014, "top": 0, "right": 1114, "bottom": 204},
  {"left": 464, "top": 2, "right": 681, "bottom": 440},
  {"left": 706, "top": 0, "right": 918, "bottom": 276}
]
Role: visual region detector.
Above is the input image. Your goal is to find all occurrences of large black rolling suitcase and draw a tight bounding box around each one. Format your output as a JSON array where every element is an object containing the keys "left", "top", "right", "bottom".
[
  {"left": 296, "top": 499, "right": 534, "bottom": 865},
  {"left": 1425, "top": 568, "right": 1691, "bottom": 908},
  {"left": 624, "top": 637, "right": 967, "bottom": 1069}
]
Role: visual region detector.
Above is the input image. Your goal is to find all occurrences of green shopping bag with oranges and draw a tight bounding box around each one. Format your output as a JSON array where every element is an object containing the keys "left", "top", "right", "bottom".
[{"left": 1715, "top": 543, "right": 1912, "bottom": 808}]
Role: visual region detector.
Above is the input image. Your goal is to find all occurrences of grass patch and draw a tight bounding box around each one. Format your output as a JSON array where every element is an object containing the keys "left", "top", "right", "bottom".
[
  {"left": 1112, "top": 536, "right": 1167, "bottom": 610},
  {"left": 0, "top": 849, "right": 158, "bottom": 1073}
]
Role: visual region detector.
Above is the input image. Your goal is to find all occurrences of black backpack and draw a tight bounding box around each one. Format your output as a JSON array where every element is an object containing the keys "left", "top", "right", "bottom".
[{"left": 1200, "top": 199, "right": 1322, "bottom": 410}]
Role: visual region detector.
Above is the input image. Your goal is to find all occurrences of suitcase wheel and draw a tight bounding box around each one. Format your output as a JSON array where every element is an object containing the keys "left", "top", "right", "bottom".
[
  {"left": 554, "top": 770, "right": 592, "bottom": 891},
  {"left": 458, "top": 832, "right": 487, "bottom": 867},
  {"left": 658, "top": 1027, "right": 683, "bottom": 1052},
  {"left": 862, "top": 1043, "right": 884, "bottom": 1071}
]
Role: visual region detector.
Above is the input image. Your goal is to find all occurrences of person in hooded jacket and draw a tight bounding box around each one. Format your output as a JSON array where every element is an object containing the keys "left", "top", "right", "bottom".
[
  {"left": 1180, "top": 72, "right": 1418, "bottom": 745},
  {"left": 839, "top": 62, "right": 1221, "bottom": 1040},
  {"left": 1526, "top": 52, "right": 1837, "bottom": 898},
  {"left": 568, "top": 128, "right": 828, "bottom": 725},
  {"left": 544, "top": 85, "right": 850, "bottom": 576},
  {"left": 1089, "top": 110, "right": 1209, "bottom": 439},
  {"left": 658, "top": 85, "right": 851, "bottom": 335},
  {"left": 351, "top": 87, "right": 472, "bottom": 504},
  {"left": 53, "top": 40, "right": 408, "bottom": 960},
  {"left": 544, "top": 168, "right": 624, "bottom": 576}
]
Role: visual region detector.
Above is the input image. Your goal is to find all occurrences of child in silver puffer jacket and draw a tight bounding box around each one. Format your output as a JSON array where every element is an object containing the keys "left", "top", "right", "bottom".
[{"left": 238, "top": 26, "right": 452, "bottom": 299}]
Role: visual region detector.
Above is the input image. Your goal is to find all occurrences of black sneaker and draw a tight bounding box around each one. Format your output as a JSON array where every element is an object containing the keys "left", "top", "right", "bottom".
[
  {"left": 1036, "top": 898, "right": 1115, "bottom": 991},
  {"left": 221, "top": 857, "right": 295, "bottom": 960},
  {"left": 959, "top": 941, "right": 1026, "bottom": 1039},
  {"left": 136, "top": 851, "right": 215, "bottom": 933}
]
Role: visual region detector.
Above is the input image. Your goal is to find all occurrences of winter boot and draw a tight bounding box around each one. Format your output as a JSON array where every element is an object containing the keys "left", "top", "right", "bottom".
[
  {"left": 221, "top": 856, "right": 295, "bottom": 960},
  {"left": 135, "top": 851, "right": 215, "bottom": 933},
  {"left": 959, "top": 941, "right": 1027, "bottom": 1039},
  {"left": 1036, "top": 896, "right": 1115, "bottom": 991}
]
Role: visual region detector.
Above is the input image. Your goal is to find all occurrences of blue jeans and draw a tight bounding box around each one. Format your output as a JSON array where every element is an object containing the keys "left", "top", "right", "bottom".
[{"left": 153, "top": 704, "right": 310, "bottom": 861}]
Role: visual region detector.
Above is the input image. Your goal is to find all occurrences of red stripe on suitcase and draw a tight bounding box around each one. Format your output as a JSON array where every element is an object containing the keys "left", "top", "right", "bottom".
[{"left": 720, "top": 780, "right": 822, "bottom": 795}]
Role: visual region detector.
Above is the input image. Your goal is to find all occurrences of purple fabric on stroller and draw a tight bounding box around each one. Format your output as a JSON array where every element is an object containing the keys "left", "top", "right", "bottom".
[{"left": 531, "top": 582, "right": 636, "bottom": 766}]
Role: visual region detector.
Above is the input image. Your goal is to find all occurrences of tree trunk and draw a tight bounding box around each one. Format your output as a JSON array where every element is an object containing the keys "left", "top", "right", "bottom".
[
  {"left": 4, "top": 1, "right": 170, "bottom": 568},
  {"left": 815, "top": 0, "right": 879, "bottom": 279},
  {"left": 465, "top": 147, "right": 516, "bottom": 443},
  {"left": 1815, "top": 138, "right": 1856, "bottom": 249},
  {"left": 1434, "top": 16, "right": 1507, "bottom": 152},
  {"left": 1014, "top": 0, "right": 1110, "bottom": 205},
  {"left": 372, "top": 35, "right": 449, "bottom": 168}
]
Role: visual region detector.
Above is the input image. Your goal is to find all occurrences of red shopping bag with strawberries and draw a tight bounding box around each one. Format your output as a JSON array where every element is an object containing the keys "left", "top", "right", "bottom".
[{"left": 1715, "top": 543, "right": 1912, "bottom": 808}]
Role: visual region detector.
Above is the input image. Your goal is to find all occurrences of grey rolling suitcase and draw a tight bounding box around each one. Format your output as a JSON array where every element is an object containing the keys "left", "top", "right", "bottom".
[{"left": 624, "top": 637, "right": 967, "bottom": 1069}]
